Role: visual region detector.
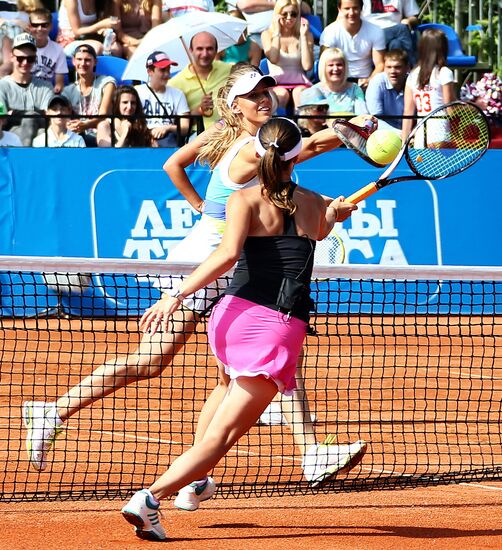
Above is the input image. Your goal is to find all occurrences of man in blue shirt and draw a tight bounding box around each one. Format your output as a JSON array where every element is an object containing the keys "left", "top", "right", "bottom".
[{"left": 365, "top": 48, "right": 408, "bottom": 131}]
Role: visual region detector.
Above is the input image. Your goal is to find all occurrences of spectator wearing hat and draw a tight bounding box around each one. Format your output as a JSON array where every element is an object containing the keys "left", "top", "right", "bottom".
[
  {"left": 365, "top": 48, "right": 408, "bottom": 131},
  {"left": 0, "top": 32, "right": 54, "bottom": 145},
  {"left": 169, "top": 31, "right": 232, "bottom": 131},
  {"left": 0, "top": 100, "right": 22, "bottom": 146},
  {"left": 62, "top": 43, "right": 116, "bottom": 146},
  {"left": 296, "top": 87, "right": 329, "bottom": 136},
  {"left": 135, "top": 51, "right": 190, "bottom": 147},
  {"left": 0, "top": 0, "right": 31, "bottom": 62},
  {"left": 311, "top": 47, "right": 368, "bottom": 116},
  {"left": 32, "top": 95, "right": 86, "bottom": 147},
  {"left": 29, "top": 8, "right": 69, "bottom": 94}
]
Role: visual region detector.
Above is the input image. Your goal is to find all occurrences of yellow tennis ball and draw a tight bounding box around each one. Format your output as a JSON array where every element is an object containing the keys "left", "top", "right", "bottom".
[{"left": 366, "top": 129, "right": 402, "bottom": 165}]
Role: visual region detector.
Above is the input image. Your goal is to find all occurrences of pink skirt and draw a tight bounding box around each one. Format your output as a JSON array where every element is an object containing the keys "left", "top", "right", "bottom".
[{"left": 208, "top": 295, "right": 307, "bottom": 396}]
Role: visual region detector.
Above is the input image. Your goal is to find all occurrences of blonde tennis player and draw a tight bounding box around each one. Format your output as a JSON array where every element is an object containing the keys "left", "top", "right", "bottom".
[{"left": 121, "top": 117, "right": 365, "bottom": 541}]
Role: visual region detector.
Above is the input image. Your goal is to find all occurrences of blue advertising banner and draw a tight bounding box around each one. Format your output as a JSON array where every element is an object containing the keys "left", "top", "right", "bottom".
[
  {"left": 0, "top": 147, "right": 500, "bottom": 265},
  {"left": 0, "top": 147, "right": 500, "bottom": 317}
]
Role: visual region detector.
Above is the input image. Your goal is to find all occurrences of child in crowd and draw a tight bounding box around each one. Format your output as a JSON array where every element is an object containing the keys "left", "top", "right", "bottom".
[{"left": 32, "top": 95, "right": 86, "bottom": 147}]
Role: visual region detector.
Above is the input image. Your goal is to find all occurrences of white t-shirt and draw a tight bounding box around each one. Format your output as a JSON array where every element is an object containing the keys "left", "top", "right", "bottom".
[
  {"left": 406, "top": 65, "right": 454, "bottom": 116},
  {"left": 135, "top": 83, "right": 189, "bottom": 128},
  {"left": 319, "top": 20, "right": 386, "bottom": 78},
  {"left": 32, "top": 128, "right": 86, "bottom": 147},
  {"left": 33, "top": 39, "right": 69, "bottom": 83},
  {"left": 162, "top": 0, "right": 215, "bottom": 17},
  {"left": 406, "top": 65, "right": 454, "bottom": 146},
  {"left": 0, "top": 130, "right": 22, "bottom": 146},
  {"left": 362, "top": 0, "right": 419, "bottom": 29}
]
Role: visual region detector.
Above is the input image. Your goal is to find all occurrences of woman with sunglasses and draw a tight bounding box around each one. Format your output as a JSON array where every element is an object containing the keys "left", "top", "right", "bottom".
[{"left": 261, "top": 0, "right": 314, "bottom": 112}]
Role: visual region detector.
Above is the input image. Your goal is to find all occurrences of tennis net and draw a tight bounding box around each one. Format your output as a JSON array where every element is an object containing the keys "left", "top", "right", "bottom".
[{"left": 0, "top": 256, "right": 501, "bottom": 502}]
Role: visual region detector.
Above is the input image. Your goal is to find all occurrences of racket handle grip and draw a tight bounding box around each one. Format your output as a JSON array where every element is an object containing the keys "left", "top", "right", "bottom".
[{"left": 346, "top": 183, "right": 378, "bottom": 204}]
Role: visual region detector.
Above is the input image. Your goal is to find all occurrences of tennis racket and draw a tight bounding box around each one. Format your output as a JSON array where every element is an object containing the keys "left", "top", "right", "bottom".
[
  {"left": 332, "top": 119, "right": 386, "bottom": 168},
  {"left": 343, "top": 101, "right": 490, "bottom": 204},
  {"left": 314, "top": 228, "right": 346, "bottom": 266}
]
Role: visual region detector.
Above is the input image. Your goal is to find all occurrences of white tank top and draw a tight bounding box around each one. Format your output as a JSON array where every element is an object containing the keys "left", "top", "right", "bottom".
[{"left": 58, "top": 0, "right": 97, "bottom": 32}]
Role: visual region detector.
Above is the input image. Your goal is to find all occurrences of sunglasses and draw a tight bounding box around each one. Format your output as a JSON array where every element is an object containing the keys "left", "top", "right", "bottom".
[
  {"left": 15, "top": 55, "right": 37, "bottom": 64},
  {"left": 281, "top": 11, "right": 298, "bottom": 18},
  {"left": 30, "top": 22, "right": 50, "bottom": 28}
]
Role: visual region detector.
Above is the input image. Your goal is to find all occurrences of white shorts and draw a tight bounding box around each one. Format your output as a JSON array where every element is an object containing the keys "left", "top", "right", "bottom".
[{"left": 155, "top": 215, "right": 230, "bottom": 313}]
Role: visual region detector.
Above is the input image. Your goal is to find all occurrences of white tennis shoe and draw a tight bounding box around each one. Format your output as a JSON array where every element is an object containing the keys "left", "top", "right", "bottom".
[
  {"left": 174, "top": 476, "right": 216, "bottom": 511},
  {"left": 302, "top": 437, "right": 367, "bottom": 486},
  {"left": 23, "top": 401, "right": 63, "bottom": 471},
  {"left": 121, "top": 489, "right": 166, "bottom": 541},
  {"left": 257, "top": 402, "right": 316, "bottom": 426}
]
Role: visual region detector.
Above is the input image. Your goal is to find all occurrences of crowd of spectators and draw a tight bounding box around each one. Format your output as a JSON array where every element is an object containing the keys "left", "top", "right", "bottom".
[{"left": 0, "top": 0, "right": 500, "bottom": 148}]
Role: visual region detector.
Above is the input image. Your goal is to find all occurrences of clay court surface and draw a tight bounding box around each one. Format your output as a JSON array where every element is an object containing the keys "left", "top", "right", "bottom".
[
  {"left": 2, "top": 482, "right": 502, "bottom": 549},
  {"left": 1, "top": 313, "right": 500, "bottom": 549}
]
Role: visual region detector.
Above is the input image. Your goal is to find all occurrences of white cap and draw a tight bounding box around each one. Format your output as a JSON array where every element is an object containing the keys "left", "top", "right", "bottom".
[{"left": 226, "top": 71, "right": 277, "bottom": 107}]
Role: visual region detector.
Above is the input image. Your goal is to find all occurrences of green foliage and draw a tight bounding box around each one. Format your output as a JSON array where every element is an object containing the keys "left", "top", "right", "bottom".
[
  {"left": 420, "top": 0, "right": 500, "bottom": 76},
  {"left": 215, "top": 0, "right": 229, "bottom": 13},
  {"left": 421, "top": 0, "right": 454, "bottom": 26}
]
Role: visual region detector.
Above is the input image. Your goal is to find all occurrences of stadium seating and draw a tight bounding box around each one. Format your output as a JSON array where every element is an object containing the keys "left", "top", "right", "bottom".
[
  {"left": 417, "top": 23, "right": 477, "bottom": 67},
  {"left": 95, "top": 55, "right": 132, "bottom": 84},
  {"left": 304, "top": 14, "right": 323, "bottom": 43},
  {"left": 49, "top": 11, "right": 59, "bottom": 41}
]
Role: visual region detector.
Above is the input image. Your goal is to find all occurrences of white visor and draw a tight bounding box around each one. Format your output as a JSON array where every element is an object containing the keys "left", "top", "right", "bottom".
[
  {"left": 226, "top": 71, "right": 277, "bottom": 107},
  {"left": 255, "top": 121, "right": 303, "bottom": 161}
]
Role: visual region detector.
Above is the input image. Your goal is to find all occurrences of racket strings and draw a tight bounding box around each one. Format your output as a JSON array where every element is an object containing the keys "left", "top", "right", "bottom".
[
  {"left": 332, "top": 121, "right": 384, "bottom": 168},
  {"left": 407, "top": 104, "right": 490, "bottom": 178}
]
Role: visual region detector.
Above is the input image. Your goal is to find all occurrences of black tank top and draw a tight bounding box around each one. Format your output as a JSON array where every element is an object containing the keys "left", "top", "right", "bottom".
[{"left": 225, "top": 183, "right": 316, "bottom": 322}]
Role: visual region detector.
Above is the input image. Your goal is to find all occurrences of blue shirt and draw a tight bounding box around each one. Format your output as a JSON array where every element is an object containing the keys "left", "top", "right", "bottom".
[
  {"left": 312, "top": 82, "right": 368, "bottom": 115},
  {"left": 365, "top": 71, "right": 405, "bottom": 129}
]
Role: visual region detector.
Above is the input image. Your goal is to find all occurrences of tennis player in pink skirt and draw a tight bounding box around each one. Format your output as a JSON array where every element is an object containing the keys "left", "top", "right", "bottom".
[{"left": 121, "top": 117, "right": 367, "bottom": 541}]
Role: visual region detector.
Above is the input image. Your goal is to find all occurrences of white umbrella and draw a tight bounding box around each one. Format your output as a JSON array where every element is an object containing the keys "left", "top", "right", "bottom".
[{"left": 122, "top": 12, "right": 248, "bottom": 83}]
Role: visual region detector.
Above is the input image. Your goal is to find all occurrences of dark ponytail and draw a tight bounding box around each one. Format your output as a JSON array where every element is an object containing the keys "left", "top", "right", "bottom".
[{"left": 256, "top": 118, "right": 302, "bottom": 215}]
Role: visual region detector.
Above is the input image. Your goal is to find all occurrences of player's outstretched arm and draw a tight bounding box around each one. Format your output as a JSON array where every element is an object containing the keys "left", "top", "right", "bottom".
[{"left": 298, "top": 115, "right": 377, "bottom": 162}]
